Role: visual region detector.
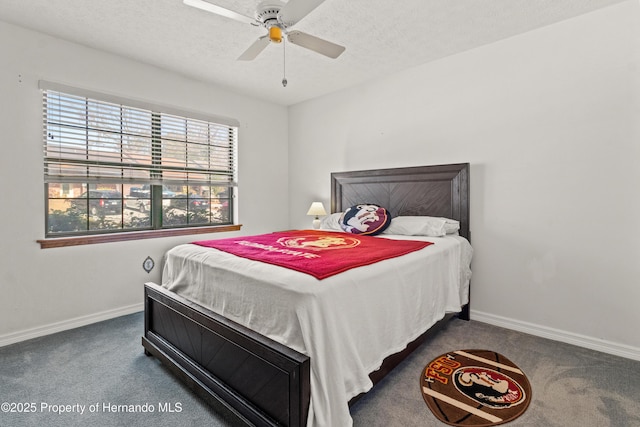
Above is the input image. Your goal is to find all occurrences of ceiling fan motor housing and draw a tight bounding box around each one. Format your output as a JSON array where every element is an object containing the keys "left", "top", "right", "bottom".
[
  {"left": 255, "top": 3, "right": 288, "bottom": 43},
  {"left": 255, "top": 3, "right": 284, "bottom": 27}
]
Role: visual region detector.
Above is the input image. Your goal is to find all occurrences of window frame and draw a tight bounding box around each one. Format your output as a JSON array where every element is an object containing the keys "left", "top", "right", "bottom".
[
  {"left": 37, "top": 224, "right": 242, "bottom": 249},
  {"left": 38, "top": 81, "right": 240, "bottom": 248}
]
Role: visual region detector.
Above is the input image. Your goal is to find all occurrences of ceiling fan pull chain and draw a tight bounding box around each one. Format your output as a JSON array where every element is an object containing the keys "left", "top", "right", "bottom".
[{"left": 282, "top": 38, "right": 288, "bottom": 87}]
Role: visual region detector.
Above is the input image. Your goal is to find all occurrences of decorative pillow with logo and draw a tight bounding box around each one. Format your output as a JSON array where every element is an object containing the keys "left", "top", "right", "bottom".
[{"left": 339, "top": 204, "right": 391, "bottom": 236}]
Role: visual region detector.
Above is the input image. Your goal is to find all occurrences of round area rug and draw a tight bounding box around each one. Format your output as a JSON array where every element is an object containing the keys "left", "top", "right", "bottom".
[{"left": 421, "top": 349, "right": 531, "bottom": 426}]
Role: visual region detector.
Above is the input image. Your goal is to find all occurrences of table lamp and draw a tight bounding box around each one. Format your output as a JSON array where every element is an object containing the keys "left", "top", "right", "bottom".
[{"left": 306, "top": 202, "right": 327, "bottom": 229}]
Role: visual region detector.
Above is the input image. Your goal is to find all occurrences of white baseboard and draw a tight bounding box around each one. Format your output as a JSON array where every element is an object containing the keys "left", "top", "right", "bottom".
[
  {"left": 471, "top": 310, "right": 640, "bottom": 362},
  {"left": 3, "top": 305, "right": 639, "bottom": 362},
  {"left": 0, "top": 303, "right": 144, "bottom": 348}
]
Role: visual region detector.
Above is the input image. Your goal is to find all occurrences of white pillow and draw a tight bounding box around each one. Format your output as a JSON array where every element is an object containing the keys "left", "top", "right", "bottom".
[
  {"left": 382, "top": 216, "right": 460, "bottom": 237},
  {"left": 319, "top": 212, "right": 343, "bottom": 230}
]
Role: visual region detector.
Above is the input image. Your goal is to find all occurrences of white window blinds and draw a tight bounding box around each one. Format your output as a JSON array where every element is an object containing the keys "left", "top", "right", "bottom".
[{"left": 41, "top": 82, "right": 238, "bottom": 187}]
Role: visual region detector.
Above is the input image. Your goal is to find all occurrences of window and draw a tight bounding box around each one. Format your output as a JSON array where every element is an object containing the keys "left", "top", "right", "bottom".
[{"left": 41, "top": 82, "right": 238, "bottom": 240}]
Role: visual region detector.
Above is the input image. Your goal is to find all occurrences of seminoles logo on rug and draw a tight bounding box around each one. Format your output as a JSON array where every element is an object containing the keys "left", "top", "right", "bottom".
[
  {"left": 452, "top": 367, "right": 526, "bottom": 409},
  {"left": 276, "top": 235, "right": 360, "bottom": 251},
  {"left": 421, "top": 350, "right": 531, "bottom": 427}
]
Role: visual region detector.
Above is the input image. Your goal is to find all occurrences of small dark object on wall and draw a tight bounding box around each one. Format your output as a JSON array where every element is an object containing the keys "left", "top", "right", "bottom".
[{"left": 143, "top": 256, "right": 155, "bottom": 273}]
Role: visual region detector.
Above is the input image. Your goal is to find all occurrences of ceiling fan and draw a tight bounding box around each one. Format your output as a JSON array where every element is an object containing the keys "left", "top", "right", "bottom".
[{"left": 184, "top": 0, "right": 346, "bottom": 61}]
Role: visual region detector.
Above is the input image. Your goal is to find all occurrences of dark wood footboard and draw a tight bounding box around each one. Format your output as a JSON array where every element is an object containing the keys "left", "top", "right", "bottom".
[
  {"left": 142, "top": 282, "right": 310, "bottom": 427},
  {"left": 143, "top": 281, "right": 465, "bottom": 425}
]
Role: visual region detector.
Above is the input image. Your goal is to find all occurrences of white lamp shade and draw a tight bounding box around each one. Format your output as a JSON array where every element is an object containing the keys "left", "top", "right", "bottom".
[
  {"left": 307, "top": 202, "right": 327, "bottom": 229},
  {"left": 306, "top": 202, "right": 327, "bottom": 217}
]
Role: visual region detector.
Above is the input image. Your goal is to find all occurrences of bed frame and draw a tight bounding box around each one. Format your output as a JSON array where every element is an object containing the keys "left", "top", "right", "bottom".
[{"left": 142, "top": 163, "right": 470, "bottom": 426}]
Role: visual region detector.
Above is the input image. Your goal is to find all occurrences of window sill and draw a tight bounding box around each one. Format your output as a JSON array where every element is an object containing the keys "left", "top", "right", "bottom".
[{"left": 37, "top": 224, "right": 242, "bottom": 249}]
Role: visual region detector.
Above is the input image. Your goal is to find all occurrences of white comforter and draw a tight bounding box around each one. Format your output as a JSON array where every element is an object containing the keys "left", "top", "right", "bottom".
[{"left": 161, "top": 233, "right": 472, "bottom": 427}]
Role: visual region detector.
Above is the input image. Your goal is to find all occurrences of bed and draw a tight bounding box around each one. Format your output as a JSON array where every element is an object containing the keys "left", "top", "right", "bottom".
[{"left": 142, "top": 163, "right": 471, "bottom": 426}]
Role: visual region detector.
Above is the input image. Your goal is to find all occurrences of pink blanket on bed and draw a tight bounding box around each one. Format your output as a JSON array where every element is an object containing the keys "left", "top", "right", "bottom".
[{"left": 192, "top": 230, "right": 433, "bottom": 280}]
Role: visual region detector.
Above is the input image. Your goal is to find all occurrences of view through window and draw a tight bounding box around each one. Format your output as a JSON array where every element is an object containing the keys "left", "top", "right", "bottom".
[{"left": 42, "top": 83, "right": 238, "bottom": 237}]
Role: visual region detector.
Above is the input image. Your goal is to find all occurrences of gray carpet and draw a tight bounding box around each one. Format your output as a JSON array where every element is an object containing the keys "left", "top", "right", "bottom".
[{"left": 1, "top": 312, "right": 639, "bottom": 427}]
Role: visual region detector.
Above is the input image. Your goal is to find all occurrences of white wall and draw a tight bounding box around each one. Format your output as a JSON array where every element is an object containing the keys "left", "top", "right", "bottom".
[
  {"left": 288, "top": 1, "right": 640, "bottom": 358},
  {"left": 0, "top": 21, "right": 289, "bottom": 343}
]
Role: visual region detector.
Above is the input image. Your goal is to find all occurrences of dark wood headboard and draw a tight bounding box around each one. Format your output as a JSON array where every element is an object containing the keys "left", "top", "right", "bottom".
[{"left": 331, "top": 163, "right": 470, "bottom": 241}]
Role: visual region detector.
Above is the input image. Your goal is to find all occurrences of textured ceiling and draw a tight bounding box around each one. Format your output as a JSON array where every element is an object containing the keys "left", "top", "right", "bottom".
[{"left": 0, "top": 0, "right": 628, "bottom": 106}]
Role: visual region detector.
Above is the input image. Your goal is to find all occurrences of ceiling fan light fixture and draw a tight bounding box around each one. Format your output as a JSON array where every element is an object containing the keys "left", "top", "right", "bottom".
[{"left": 269, "top": 26, "right": 283, "bottom": 43}]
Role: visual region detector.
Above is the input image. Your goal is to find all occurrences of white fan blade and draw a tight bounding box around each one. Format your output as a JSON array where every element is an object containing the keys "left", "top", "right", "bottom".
[
  {"left": 183, "top": 0, "right": 257, "bottom": 25},
  {"left": 287, "top": 31, "right": 345, "bottom": 59},
  {"left": 237, "top": 36, "right": 271, "bottom": 61},
  {"left": 279, "top": 0, "right": 326, "bottom": 26}
]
